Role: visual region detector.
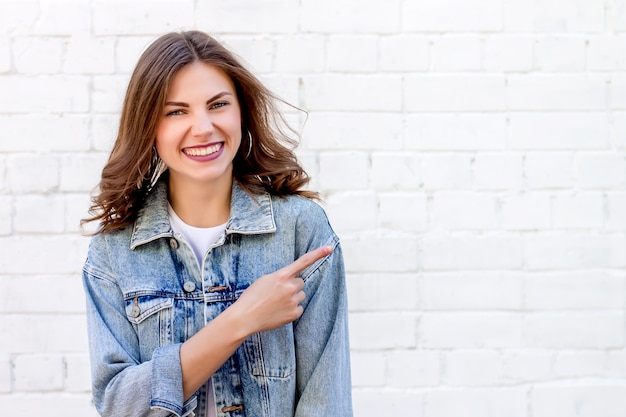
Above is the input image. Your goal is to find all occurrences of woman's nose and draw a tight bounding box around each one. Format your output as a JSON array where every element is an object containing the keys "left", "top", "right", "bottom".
[{"left": 191, "top": 111, "right": 215, "bottom": 136}]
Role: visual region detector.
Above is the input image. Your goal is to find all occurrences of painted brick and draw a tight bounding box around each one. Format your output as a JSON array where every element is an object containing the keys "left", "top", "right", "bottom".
[
  {"left": 14, "top": 195, "right": 65, "bottom": 233},
  {"left": 64, "top": 354, "right": 92, "bottom": 392},
  {"left": 0, "top": 1, "right": 38, "bottom": 36},
  {"left": 64, "top": 194, "right": 93, "bottom": 233},
  {"left": 402, "top": 0, "right": 503, "bottom": 32},
  {"left": 0, "top": 36, "right": 10, "bottom": 73},
  {"left": 93, "top": 0, "right": 194, "bottom": 35},
  {"left": 371, "top": 152, "right": 421, "bottom": 190},
  {"left": 275, "top": 36, "right": 325, "bottom": 73},
  {"left": 501, "top": 192, "right": 551, "bottom": 230},
  {"left": 508, "top": 75, "right": 607, "bottom": 110},
  {"left": 425, "top": 388, "right": 526, "bottom": 417},
  {"left": 422, "top": 154, "right": 472, "bottom": 190},
  {"left": 554, "top": 351, "right": 607, "bottom": 378},
  {"left": 63, "top": 36, "right": 116, "bottom": 74},
  {"left": 388, "top": 350, "right": 439, "bottom": 387},
  {"left": 576, "top": 152, "right": 626, "bottom": 189},
  {"left": 511, "top": 113, "right": 609, "bottom": 150},
  {"left": 0, "top": 236, "right": 89, "bottom": 275},
  {"left": 405, "top": 75, "right": 506, "bottom": 111},
  {"left": 14, "top": 354, "right": 63, "bottom": 391},
  {"left": 0, "top": 394, "right": 98, "bottom": 417},
  {"left": 35, "top": 0, "right": 90, "bottom": 35},
  {"left": 349, "top": 312, "right": 417, "bottom": 349},
  {"left": 525, "top": 272, "right": 624, "bottom": 310},
  {"left": 502, "top": 350, "right": 555, "bottom": 383},
  {"left": 614, "top": 111, "right": 626, "bottom": 148},
  {"left": 301, "top": 0, "right": 401, "bottom": 33},
  {"left": 6, "top": 155, "right": 59, "bottom": 194},
  {"left": 379, "top": 35, "right": 429, "bottom": 72},
  {"left": 0, "top": 315, "right": 88, "bottom": 354},
  {"left": 505, "top": 0, "right": 604, "bottom": 32},
  {"left": 327, "top": 36, "right": 377, "bottom": 73},
  {"left": 197, "top": 0, "right": 298, "bottom": 34},
  {"left": 524, "top": 312, "right": 624, "bottom": 349},
  {"left": 552, "top": 192, "right": 604, "bottom": 229},
  {"left": 422, "top": 236, "right": 523, "bottom": 270},
  {"left": 510, "top": 113, "right": 610, "bottom": 150},
  {"left": 419, "top": 313, "right": 523, "bottom": 348},
  {"left": 59, "top": 154, "right": 107, "bottom": 192},
  {"left": 378, "top": 192, "right": 428, "bottom": 233},
  {"left": 0, "top": 115, "right": 90, "bottom": 152},
  {"left": 422, "top": 272, "right": 523, "bottom": 310},
  {"left": 350, "top": 351, "right": 386, "bottom": 387},
  {"left": 303, "top": 75, "right": 402, "bottom": 111},
  {"left": 0, "top": 156, "right": 6, "bottom": 192},
  {"left": 588, "top": 35, "right": 626, "bottom": 71},
  {"left": 431, "top": 191, "right": 498, "bottom": 230},
  {"left": 609, "top": 75, "right": 626, "bottom": 109},
  {"left": 346, "top": 273, "right": 419, "bottom": 312},
  {"left": 353, "top": 390, "right": 423, "bottom": 417},
  {"left": 303, "top": 112, "right": 403, "bottom": 151},
  {"left": 406, "top": 114, "right": 507, "bottom": 151},
  {"left": 13, "top": 37, "right": 64, "bottom": 74},
  {"left": 473, "top": 153, "right": 523, "bottom": 190},
  {"left": 536, "top": 36, "right": 586, "bottom": 72},
  {"left": 318, "top": 152, "right": 369, "bottom": 191},
  {"left": 483, "top": 36, "right": 533, "bottom": 72},
  {"left": 524, "top": 152, "right": 575, "bottom": 189},
  {"left": 524, "top": 235, "right": 626, "bottom": 270},
  {"left": 92, "top": 75, "right": 129, "bottom": 113},
  {"left": 341, "top": 237, "right": 419, "bottom": 272},
  {"left": 91, "top": 114, "right": 118, "bottom": 151},
  {"left": 0, "top": 276, "right": 86, "bottom": 314},
  {"left": 607, "top": 350, "right": 626, "bottom": 378},
  {"left": 444, "top": 350, "right": 503, "bottom": 386},
  {"left": 0, "top": 196, "right": 12, "bottom": 236},
  {"left": 431, "top": 37, "right": 482, "bottom": 71},
  {"left": 324, "top": 191, "right": 377, "bottom": 233},
  {"left": 0, "top": 76, "right": 90, "bottom": 113},
  {"left": 607, "top": 192, "right": 626, "bottom": 230},
  {"left": 0, "top": 354, "right": 10, "bottom": 392},
  {"left": 114, "top": 36, "right": 153, "bottom": 73},
  {"left": 532, "top": 385, "right": 626, "bottom": 417},
  {"left": 220, "top": 36, "right": 274, "bottom": 74}
]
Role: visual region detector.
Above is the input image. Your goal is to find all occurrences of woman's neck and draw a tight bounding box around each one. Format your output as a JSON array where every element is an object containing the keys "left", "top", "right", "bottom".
[{"left": 167, "top": 174, "right": 232, "bottom": 228}]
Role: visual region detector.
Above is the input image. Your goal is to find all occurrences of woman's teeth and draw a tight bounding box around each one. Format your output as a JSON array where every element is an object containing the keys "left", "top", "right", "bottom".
[{"left": 184, "top": 143, "right": 221, "bottom": 156}]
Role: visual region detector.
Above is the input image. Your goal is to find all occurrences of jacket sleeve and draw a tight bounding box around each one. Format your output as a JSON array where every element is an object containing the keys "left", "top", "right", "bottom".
[
  {"left": 82, "top": 243, "right": 197, "bottom": 417},
  {"left": 293, "top": 239, "right": 353, "bottom": 416}
]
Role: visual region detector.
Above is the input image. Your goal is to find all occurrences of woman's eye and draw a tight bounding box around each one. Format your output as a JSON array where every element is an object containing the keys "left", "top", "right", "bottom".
[
  {"left": 166, "top": 109, "right": 184, "bottom": 116},
  {"left": 211, "top": 101, "right": 229, "bottom": 110}
]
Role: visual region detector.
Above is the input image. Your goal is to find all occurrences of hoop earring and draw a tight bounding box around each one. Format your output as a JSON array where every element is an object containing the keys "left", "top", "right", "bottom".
[
  {"left": 244, "top": 130, "right": 253, "bottom": 159},
  {"left": 148, "top": 147, "right": 167, "bottom": 189}
]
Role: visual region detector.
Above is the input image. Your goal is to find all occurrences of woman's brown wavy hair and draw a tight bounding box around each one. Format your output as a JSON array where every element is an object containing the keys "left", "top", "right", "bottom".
[{"left": 83, "top": 31, "right": 316, "bottom": 235}]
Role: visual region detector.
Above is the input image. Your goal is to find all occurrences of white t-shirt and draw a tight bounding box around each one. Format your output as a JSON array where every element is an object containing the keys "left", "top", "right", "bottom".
[{"left": 168, "top": 204, "right": 227, "bottom": 417}]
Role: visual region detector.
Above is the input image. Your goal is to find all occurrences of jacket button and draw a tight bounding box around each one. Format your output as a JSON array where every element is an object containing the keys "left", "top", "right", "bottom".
[
  {"left": 183, "top": 281, "right": 196, "bottom": 293},
  {"left": 131, "top": 306, "right": 140, "bottom": 318},
  {"left": 169, "top": 238, "right": 179, "bottom": 249}
]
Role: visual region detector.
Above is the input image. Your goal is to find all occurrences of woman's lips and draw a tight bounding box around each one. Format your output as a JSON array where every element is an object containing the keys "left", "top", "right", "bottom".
[{"left": 183, "top": 143, "right": 223, "bottom": 157}]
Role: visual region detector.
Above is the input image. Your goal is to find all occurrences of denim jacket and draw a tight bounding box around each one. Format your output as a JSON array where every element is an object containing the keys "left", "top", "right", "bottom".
[{"left": 82, "top": 179, "right": 353, "bottom": 417}]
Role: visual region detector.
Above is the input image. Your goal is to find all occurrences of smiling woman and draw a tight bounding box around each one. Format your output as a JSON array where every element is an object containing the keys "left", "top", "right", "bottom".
[{"left": 81, "top": 31, "right": 353, "bottom": 417}]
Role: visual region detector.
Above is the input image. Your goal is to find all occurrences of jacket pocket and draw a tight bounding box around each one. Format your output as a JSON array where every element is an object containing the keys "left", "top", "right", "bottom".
[
  {"left": 243, "top": 325, "right": 296, "bottom": 379},
  {"left": 124, "top": 293, "right": 174, "bottom": 350}
]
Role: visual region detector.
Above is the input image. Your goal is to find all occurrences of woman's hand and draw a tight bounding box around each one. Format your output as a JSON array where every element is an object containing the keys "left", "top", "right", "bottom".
[{"left": 231, "top": 245, "right": 334, "bottom": 336}]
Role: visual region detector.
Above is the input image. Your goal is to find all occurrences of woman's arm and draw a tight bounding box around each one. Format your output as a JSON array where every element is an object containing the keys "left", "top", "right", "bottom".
[{"left": 84, "top": 244, "right": 333, "bottom": 416}]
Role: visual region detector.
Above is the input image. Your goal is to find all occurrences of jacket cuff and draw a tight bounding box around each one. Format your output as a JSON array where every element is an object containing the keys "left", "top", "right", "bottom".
[{"left": 150, "top": 343, "right": 197, "bottom": 417}]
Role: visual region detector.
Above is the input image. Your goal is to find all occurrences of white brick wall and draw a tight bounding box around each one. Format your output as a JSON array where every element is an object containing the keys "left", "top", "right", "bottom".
[{"left": 0, "top": 1, "right": 625, "bottom": 416}]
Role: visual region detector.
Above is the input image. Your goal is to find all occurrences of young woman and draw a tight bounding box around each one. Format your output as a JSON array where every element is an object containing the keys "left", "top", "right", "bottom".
[{"left": 82, "top": 31, "right": 352, "bottom": 417}]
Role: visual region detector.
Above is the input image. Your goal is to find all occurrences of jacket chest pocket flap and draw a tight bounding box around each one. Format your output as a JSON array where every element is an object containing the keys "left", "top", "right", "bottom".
[{"left": 124, "top": 295, "right": 174, "bottom": 325}]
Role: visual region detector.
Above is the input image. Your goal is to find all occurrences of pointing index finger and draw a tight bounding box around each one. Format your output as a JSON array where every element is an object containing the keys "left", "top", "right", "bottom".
[{"left": 282, "top": 245, "right": 334, "bottom": 277}]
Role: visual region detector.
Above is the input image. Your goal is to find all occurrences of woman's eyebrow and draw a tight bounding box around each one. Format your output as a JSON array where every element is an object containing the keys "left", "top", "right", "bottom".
[{"left": 164, "top": 91, "right": 233, "bottom": 107}]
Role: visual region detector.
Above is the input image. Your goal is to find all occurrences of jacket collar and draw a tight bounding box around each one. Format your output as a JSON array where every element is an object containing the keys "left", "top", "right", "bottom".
[{"left": 130, "top": 178, "right": 276, "bottom": 249}]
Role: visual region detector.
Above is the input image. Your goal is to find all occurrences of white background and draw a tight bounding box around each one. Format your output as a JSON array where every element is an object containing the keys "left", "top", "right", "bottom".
[{"left": 1, "top": 0, "right": 625, "bottom": 416}]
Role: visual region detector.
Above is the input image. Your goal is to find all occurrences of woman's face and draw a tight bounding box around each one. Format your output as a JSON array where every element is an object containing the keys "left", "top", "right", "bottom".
[{"left": 155, "top": 61, "right": 242, "bottom": 190}]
